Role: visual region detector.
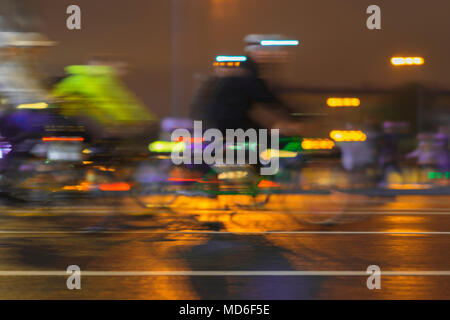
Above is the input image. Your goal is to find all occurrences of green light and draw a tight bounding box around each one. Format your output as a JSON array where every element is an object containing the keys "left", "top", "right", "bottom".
[
  {"left": 429, "top": 172, "right": 444, "bottom": 179},
  {"left": 226, "top": 142, "right": 258, "bottom": 151},
  {"left": 149, "top": 141, "right": 185, "bottom": 153},
  {"left": 283, "top": 141, "right": 302, "bottom": 152}
]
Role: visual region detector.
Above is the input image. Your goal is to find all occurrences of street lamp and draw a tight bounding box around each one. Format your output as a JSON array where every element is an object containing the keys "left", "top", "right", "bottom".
[
  {"left": 326, "top": 97, "right": 360, "bottom": 107},
  {"left": 390, "top": 56, "right": 425, "bottom": 66}
]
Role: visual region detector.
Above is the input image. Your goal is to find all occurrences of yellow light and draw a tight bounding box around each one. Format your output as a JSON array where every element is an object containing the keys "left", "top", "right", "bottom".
[
  {"left": 260, "top": 149, "right": 297, "bottom": 161},
  {"left": 218, "top": 171, "right": 248, "bottom": 180},
  {"left": 301, "top": 138, "right": 335, "bottom": 150},
  {"left": 213, "top": 61, "right": 241, "bottom": 68},
  {"left": 330, "top": 130, "right": 367, "bottom": 142},
  {"left": 327, "top": 97, "right": 360, "bottom": 107},
  {"left": 413, "top": 57, "right": 424, "bottom": 65},
  {"left": 391, "top": 56, "right": 425, "bottom": 66},
  {"left": 16, "top": 102, "right": 48, "bottom": 109},
  {"left": 63, "top": 182, "right": 92, "bottom": 191}
]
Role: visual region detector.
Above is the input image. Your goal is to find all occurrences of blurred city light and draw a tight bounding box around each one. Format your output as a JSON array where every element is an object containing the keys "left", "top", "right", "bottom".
[
  {"left": 388, "top": 183, "right": 432, "bottom": 190},
  {"left": 149, "top": 141, "right": 186, "bottom": 153},
  {"left": 260, "top": 40, "right": 299, "bottom": 46},
  {"left": 257, "top": 180, "right": 281, "bottom": 188},
  {"left": 260, "top": 149, "right": 297, "bottom": 161},
  {"left": 98, "top": 182, "right": 131, "bottom": 192},
  {"left": 329, "top": 130, "right": 367, "bottom": 142},
  {"left": 174, "top": 137, "right": 204, "bottom": 143},
  {"left": 390, "top": 56, "right": 425, "bottom": 66},
  {"left": 42, "top": 137, "right": 84, "bottom": 142},
  {"left": 215, "top": 55, "right": 247, "bottom": 62},
  {"left": 218, "top": 171, "right": 248, "bottom": 180},
  {"left": 326, "top": 97, "right": 360, "bottom": 107},
  {"left": 213, "top": 62, "right": 241, "bottom": 67},
  {"left": 429, "top": 172, "right": 450, "bottom": 179},
  {"left": 226, "top": 142, "right": 258, "bottom": 151},
  {"left": 16, "top": 102, "right": 48, "bottom": 109},
  {"left": 301, "top": 138, "right": 335, "bottom": 150}
]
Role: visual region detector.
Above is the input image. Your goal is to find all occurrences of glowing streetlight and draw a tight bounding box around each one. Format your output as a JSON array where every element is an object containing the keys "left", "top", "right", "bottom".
[
  {"left": 301, "top": 138, "right": 335, "bottom": 150},
  {"left": 330, "top": 130, "right": 367, "bottom": 142},
  {"left": 390, "top": 56, "right": 425, "bottom": 66},
  {"left": 326, "top": 98, "right": 360, "bottom": 107}
]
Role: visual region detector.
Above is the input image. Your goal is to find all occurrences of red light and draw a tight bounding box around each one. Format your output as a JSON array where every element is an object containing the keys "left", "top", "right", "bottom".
[
  {"left": 98, "top": 182, "right": 131, "bottom": 191},
  {"left": 42, "top": 137, "right": 84, "bottom": 142},
  {"left": 257, "top": 180, "right": 281, "bottom": 188}
]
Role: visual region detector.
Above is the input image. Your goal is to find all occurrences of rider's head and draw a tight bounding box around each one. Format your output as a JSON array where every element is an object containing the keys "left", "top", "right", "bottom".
[
  {"left": 244, "top": 34, "right": 296, "bottom": 66},
  {"left": 243, "top": 34, "right": 298, "bottom": 79},
  {"left": 88, "top": 54, "right": 129, "bottom": 76}
]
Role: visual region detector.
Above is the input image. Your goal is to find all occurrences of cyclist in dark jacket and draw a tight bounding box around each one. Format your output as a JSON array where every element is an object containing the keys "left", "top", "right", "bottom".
[{"left": 192, "top": 34, "right": 298, "bottom": 135}]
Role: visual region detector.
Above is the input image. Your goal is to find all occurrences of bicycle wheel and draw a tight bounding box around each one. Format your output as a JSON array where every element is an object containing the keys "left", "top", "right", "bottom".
[
  {"left": 131, "top": 158, "right": 178, "bottom": 208},
  {"left": 296, "top": 190, "right": 350, "bottom": 225}
]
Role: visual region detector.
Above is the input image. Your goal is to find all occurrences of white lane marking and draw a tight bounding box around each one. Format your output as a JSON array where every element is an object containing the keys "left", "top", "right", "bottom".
[
  {"left": 0, "top": 230, "right": 449, "bottom": 235},
  {"left": 0, "top": 270, "right": 449, "bottom": 276}
]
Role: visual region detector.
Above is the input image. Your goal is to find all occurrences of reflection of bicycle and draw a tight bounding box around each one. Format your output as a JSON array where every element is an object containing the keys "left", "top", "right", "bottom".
[
  {"left": 0, "top": 133, "right": 386, "bottom": 226},
  {"left": 132, "top": 137, "right": 380, "bottom": 225},
  {"left": 1, "top": 135, "right": 143, "bottom": 206}
]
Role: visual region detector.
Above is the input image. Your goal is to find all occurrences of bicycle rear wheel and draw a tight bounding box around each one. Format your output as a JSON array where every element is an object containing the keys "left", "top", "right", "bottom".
[{"left": 131, "top": 158, "right": 179, "bottom": 208}]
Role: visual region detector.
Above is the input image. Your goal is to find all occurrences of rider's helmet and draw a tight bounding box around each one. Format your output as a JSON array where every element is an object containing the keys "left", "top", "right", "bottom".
[
  {"left": 243, "top": 34, "right": 299, "bottom": 71},
  {"left": 212, "top": 55, "right": 248, "bottom": 77}
]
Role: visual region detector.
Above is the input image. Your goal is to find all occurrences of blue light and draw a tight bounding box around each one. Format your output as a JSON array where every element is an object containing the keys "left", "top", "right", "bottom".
[
  {"left": 216, "top": 56, "right": 247, "bottom": 62},
  {"left": 260, "top": 40, "right": 299, "bottom": 46}
]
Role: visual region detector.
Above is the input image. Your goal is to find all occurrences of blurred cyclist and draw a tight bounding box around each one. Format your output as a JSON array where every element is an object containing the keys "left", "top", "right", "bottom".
[
  {"left": 191, "top": 34, "right": 300, "bottom": 136},
  {"left": 52, "top": 55, "right": 157, "bottom": 141},
  {"left": 188, "top": 34, "right": 305, "bottom": 193},
  {"left": 0, "top": 32, "right": 53, "bottom": 107}
]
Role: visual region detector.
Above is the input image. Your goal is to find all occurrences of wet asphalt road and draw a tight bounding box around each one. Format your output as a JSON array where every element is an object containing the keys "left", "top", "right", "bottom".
[{"left": 0, "top": 195, "right": 449, "bottom": 299}]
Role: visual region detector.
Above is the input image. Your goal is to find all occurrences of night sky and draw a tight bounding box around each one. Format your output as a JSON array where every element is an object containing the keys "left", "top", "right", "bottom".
[{"left": 36, "top": 0, "right": 450, "bottom": 117}]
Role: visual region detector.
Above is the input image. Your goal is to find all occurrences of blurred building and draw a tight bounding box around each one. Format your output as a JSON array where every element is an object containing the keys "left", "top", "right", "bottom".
[
  {"left": 280, "top": 84, "right": 450, "bottom": 137},
  {"left": 0, "top": 0, "right": 42, "bottom": 32}
]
